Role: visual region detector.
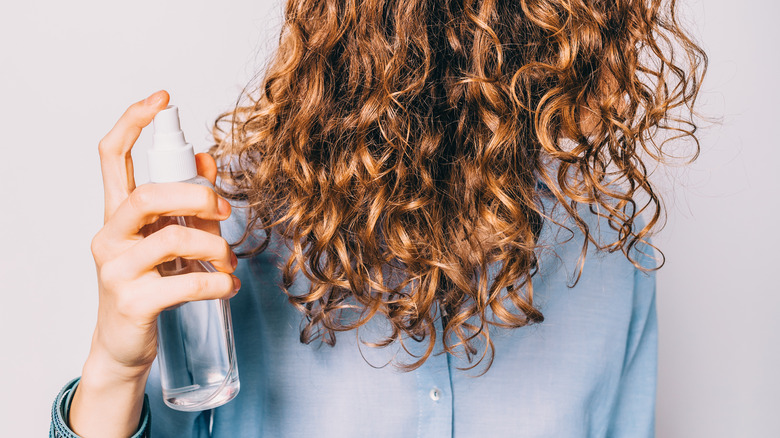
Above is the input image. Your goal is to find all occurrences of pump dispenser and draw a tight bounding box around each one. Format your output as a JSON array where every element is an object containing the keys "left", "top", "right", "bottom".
[
  {"left": 148, "top": 106, "right": 198, "bottom": 183},
  {"left": 146, "top": 105, "right": 240, "bottom": 411}
]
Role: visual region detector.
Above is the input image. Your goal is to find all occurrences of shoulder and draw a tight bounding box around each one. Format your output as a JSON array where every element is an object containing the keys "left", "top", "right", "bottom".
[
  {"left": 531, "top": 189, "right": 659, "bottom": 324},
  {"left": 534, "top": 169, "right": 659, "bottom": 275}
]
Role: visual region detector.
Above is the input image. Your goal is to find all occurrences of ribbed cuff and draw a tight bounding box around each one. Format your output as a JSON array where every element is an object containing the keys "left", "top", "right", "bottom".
[{"left": 50, "top": 377, "right": 151, "bottom": 438}]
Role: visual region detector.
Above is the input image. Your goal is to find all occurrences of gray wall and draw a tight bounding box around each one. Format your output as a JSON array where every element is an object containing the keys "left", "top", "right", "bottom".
[
  {"left": 654, "top": 1, "right": 780, "bottom": 435},
  {"left": 0, "top": 0, "right": 776, "bottom": 435}
]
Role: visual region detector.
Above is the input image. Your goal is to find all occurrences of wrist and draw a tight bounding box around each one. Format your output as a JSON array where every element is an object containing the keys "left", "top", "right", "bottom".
[
  {"left": 81, "top": 347, "right": 151, "bottom": 389},
  {"left": 70, "top": 352, "right": 150, "bottom": 438}
]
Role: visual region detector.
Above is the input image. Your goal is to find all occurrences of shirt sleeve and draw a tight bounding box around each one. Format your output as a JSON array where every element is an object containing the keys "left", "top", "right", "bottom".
[
  {"left": 606, "top": 249, "right": 659, "bottom": 437},
  {"left": 49, "top": 377, "right": 151, "bottom": 438}
]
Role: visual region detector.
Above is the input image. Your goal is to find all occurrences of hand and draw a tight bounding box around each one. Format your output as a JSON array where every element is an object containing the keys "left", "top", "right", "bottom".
[{"left": 70, "top": 90, "right": 240, "bottom": 437}]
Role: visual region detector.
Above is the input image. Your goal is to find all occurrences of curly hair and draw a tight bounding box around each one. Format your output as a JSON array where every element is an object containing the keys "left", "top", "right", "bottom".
[{"left": 210, "top": 0, "right": 706, "bottom": 371}]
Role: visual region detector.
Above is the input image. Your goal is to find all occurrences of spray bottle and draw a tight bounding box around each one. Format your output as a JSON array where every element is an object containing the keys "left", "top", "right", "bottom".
[{"left": 145, "top": 105, "right": 240, "bottom": 411}]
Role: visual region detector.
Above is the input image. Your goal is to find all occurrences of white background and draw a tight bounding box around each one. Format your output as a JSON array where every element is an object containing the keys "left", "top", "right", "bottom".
[{"left": 0, "top": 0, "right": 777, "bottom": 436}]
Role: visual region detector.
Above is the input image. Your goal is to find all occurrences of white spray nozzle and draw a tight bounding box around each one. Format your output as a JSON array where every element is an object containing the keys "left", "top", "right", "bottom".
[
  {"left": 152, "top": 105, "right": 188, "bottom": 150},
  {"left": 148, "top": 104, "right": 197, "bottom": 183}
]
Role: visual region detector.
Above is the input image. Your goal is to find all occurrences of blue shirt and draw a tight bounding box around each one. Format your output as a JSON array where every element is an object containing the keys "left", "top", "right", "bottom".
[{"left": 52, "top": 189, "right": 657, "bottom": 437}]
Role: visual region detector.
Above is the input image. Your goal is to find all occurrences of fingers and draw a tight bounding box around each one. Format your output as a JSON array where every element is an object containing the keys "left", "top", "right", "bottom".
[
  {"left": 188, "top": 217, "right": 222, "bottom": 237},
  {"left": 107, "top": 225, "right": 236, "bottom": 279},
  {"left": 192, "top": 153, "right": 221, "bottom": 235},
  {"left": 100, "top": 90, "right": 170, "bottom": 223},
  {"left": 104, "top": 182, "right": 231, "bottom": 238},
  {"left": 195, "top": 153, "right": 217, "bottom": 185},
  {"left": 137, "top": 272, "right": 241, "bottom": 314}
]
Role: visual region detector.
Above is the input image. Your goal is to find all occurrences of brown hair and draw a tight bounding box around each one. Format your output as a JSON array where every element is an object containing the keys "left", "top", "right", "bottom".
[{"left": 211, "top": 0, "right": 706, "bottom": 371}]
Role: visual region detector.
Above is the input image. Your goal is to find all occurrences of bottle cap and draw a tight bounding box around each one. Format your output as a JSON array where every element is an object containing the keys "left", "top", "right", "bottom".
[{"left": 148, "top": 105, "right": 197, "bottom": 183}]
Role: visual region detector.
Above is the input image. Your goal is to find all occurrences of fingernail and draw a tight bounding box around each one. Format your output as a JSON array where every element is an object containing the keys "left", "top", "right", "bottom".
[
  {"left": 232, "top": 275, "right": 242, "bottom": 292},
  {"left": 218, "top": 197, "right": 231, "bottom": 217},
  {"left": 144, "top": 90, "right": 164, "bottom": 106},
  {"left": 231, "top": 252, "right": 238, "bottom": 269}
]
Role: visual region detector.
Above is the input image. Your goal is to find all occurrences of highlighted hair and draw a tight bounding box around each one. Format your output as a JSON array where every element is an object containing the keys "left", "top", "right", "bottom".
[{"left": 211, "top": 0, "right": 706, "bottom": 371}]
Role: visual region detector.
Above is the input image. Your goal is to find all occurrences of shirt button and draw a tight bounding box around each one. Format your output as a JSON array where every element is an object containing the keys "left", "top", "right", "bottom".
[{"left": 429, "top": 387, "right": 441, "bottom": 401}]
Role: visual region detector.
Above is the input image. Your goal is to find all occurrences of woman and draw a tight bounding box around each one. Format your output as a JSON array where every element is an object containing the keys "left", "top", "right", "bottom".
[{"left": 50, "top": 0, "right": 705, "bottom": 436}]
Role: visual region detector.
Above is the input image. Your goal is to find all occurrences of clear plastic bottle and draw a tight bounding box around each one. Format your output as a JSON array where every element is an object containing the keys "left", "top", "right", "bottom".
[{"left": 144, "top": 105, "right": 240, "bottom": 411}]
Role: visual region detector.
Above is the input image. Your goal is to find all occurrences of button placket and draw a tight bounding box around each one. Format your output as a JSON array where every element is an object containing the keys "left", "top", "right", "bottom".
[{"left": 414, "top": 300, "right": 454, "bottom": 437}]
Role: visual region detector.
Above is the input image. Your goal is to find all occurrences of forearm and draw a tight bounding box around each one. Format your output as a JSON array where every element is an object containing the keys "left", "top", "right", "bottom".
[{"left": 68, "top": 351, "right": 150, "bottom": 438}]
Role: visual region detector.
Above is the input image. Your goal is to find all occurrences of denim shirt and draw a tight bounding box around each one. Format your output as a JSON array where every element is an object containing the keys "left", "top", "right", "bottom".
[{"left": 51, "top": 191, "right": 657, "bottom": 438}]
